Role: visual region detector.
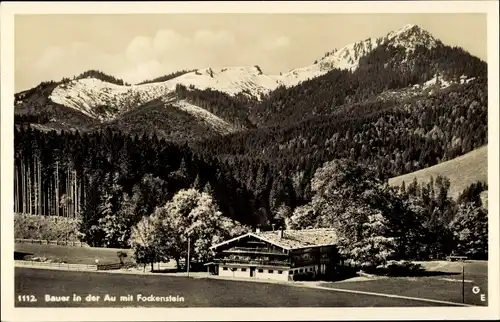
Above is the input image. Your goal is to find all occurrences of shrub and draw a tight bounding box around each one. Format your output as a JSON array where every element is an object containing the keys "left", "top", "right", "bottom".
[
  {"left": 14, "top": 214, "right": 81, "bottom": 241},
  {"left": 117, "top": 251, "right": 128, "bottom": 265},
  {"left": 328, "top": 265, "right": 358, "bottom": 281},
  {"left": 378, "top": 260, "right": 424, "bottom": 276},
  {"left": 293, "top": 272, "right": 316, "bottom": 281}
]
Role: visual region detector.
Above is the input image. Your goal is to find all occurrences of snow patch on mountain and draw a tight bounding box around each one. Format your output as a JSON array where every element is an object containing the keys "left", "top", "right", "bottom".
[
  {"left": 460, "top": 75, "right": 476, "bottom": 84},
  {"left": 278, "top": 39, "right": 378, "bottom": 87},
  {"left": 420, "top": 74, "right": 477, "bottom": 96},
  {"left": 423, "top": 75, "right": 452, "bottom": 89},
  {"left": 50, "top": 78, "right": 171, "bottom": 120},
  {"left": 169, "top": 99, "right": 237, "bottom": 135},
  {"left": 166, "top": 66, "right": 280, "bottom": 98},
  {"left": 50, "top": 66, "right": 281, "bottom": 120},
  {"left": 378, "top": 73, "right": 477, "bottom": 102}
]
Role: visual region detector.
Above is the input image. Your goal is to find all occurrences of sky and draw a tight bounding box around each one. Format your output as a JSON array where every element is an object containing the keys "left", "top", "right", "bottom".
[{"left": 14, "top": 13, "right": 486, "bottom": 92}]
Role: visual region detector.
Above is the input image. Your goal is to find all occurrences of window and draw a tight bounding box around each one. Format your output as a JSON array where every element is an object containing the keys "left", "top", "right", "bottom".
[
  {"left": 289, "top": 270, "right": 294, "bottom": 275},
  {"left": 222, "top": 267, "right": 228, "bottom": 271},
  {"left": 299, "top": 269, "right": 303, "bottom": 273},
  {"left": 278, "top": 270, "right": 283, "bottom": 274},
  {"left": 268, "top": 270, "right": 274, "bottom": 274},
  {"left": 258, "top": 269, "right": 263, "bottom": 273},
  {"left": 241, "top": 268, "right": 247, "bottom": 272}
]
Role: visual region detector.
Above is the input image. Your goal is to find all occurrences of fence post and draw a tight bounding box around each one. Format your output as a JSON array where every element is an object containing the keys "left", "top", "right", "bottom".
[{"left": 462, "top": 264, "right": 465, "bottom": 304}]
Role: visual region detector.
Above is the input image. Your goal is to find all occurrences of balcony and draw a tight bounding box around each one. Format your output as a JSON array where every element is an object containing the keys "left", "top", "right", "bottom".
[
  {"left": 214, "top": 258, "right": 290, "bottom": 267},
  {"left": 222, "top": 247, "right": 288, "bottom": 256}
]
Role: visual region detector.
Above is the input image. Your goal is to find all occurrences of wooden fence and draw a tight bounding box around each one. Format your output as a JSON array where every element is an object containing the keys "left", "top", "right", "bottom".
[
  {"left": 97, "top": 262, "right": 137, "bottom": 270},
  {"left": 16, "top": 260, "right": 136, "bottom": 271},
  {"left": 15, "top": 238, "right": 89, "bottom": 247},
  {"left": 15, "top": 260, "right": 97, "bottom": 271}
]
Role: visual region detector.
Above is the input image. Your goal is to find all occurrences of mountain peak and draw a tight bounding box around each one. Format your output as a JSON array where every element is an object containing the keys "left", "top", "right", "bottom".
[
  {"left": 386, "top": 24, "right": 440, "bottom": 49},
  {"left": 395, "top": 23, "right": 420, "bottom": 34}
]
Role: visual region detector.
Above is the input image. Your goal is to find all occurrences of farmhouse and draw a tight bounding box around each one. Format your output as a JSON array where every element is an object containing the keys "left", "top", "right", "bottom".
[{"left": 208, "top": 228, "right": 340, "bottom": 281}]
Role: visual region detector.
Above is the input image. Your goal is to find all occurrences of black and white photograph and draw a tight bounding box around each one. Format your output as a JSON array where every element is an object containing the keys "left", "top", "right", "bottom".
[{"left": 1, "top": 1, "right": 499, "bottom": 321}]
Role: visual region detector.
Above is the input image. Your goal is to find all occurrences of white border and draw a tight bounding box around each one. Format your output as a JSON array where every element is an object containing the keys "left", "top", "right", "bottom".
[{"left": 1, "top": 1, "right": 499, "bottom": 321}]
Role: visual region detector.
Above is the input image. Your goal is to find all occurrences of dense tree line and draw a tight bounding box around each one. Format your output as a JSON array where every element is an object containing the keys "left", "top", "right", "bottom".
[
  {"left": 15, "top": 81, "right": 60, "bottom": 104},
  {"left": 14, "top": 126, "right": 283, "bottom": 247},
  {"left": 396, "top": 176, "right": 488, "bottom": 260},
  {"left": 15, "top": 114, "right": 51, "bottom": 125},
  {"left": 457, "top": 181, "right": 488, "bottom": 206},
  {"left": 137, "top": 70, "right": 196, "bottom": 85},
  {"left": 14, "top": 126, "right": 488, "bottom": 262},
  {"left": 286, "top": 159, "right": 487, "bottom": 265},
  {"left": 74, "top": 70, "right": 130, "bottom": 86},
  {"left": 15, "top": 122, "right": 488, "bottom": 254},
  {"left": 174, "top": 84, "right": 256, "bottom": 130}
]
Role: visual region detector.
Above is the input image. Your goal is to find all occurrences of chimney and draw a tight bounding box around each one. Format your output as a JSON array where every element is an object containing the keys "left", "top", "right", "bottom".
[
  {"left": 271, "top": 224, "right": 275, "bottom": 231},
  {"left": 255, "top": 227, "right": 261, "bottom": 233},
  {"left": 279, "top": 227, "right": 284, "bottom": 239}
]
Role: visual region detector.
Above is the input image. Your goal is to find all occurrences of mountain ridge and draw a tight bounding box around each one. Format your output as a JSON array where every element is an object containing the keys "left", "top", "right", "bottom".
[
  {"left": 16, "top": 24, "right": 449, "bottom": 120},
  {"left": 15, "top": 23, "right": 486, "bottom": 143}
]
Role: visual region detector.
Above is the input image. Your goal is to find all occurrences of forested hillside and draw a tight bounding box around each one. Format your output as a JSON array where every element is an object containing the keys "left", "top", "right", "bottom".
[
  {"left": 15, "top": 81, "right": 99, "bottom": 131},
  {"left": 14, "top": 127, "right": 269, "bottom": 245},
  {"left": 174, "top": 84, "right": 256, "bottom": 131},
  {"left": 99, "top": 98, "right": 236, "bottom": 141},
  {"left": 251, "top": 44, "right": 486, "bottom": 127},
  {"left": 195, "top": 77, "right": 487, "bottom": 181}
]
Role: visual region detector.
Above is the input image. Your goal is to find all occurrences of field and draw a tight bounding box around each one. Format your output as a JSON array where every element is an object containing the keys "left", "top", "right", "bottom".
[
  {"left": 14, "top": 244, "right": 488, "bottom": 307},
  {"left": 322, "top": 261, "right": 488, "bottom": 306},
  {"left": 14, "top": 243, "right": 134, "bottom": 265},
  {"left": 388, "top": 145, "right": 488, "bottom": 200},
  {"left": 15, "top": 268, "right": 455, "bottom": 307}
]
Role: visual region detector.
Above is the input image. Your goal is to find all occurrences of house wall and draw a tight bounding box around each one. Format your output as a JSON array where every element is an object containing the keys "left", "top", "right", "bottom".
[
  {"left": 218, "top": 265, "right": 251, "bottom": 278},
  {"left": 290, "top": 248, "right": 319, "bottom": 267},
  {"left": 289, "top": 245, "right": 340, "bottom": 276},
  {"left": 217, "top": 264, "right": 289, "bottom": 281},
  {"left": 254, "top": 267, "right": 289, "bottom": 281},
  {"left": 213, "top": 234, "right": 340, "bottom": 282},
  {"left": 288, "top": 264, "right": 318, "bottom": 278}
]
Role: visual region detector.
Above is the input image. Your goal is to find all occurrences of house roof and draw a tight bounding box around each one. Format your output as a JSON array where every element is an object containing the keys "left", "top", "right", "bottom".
[
  {"left": 255, "top": 229, "right": 338, "bottom": 250},
  {"left": 210, "top": 228, "right": 338, "bottom": 251}
]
